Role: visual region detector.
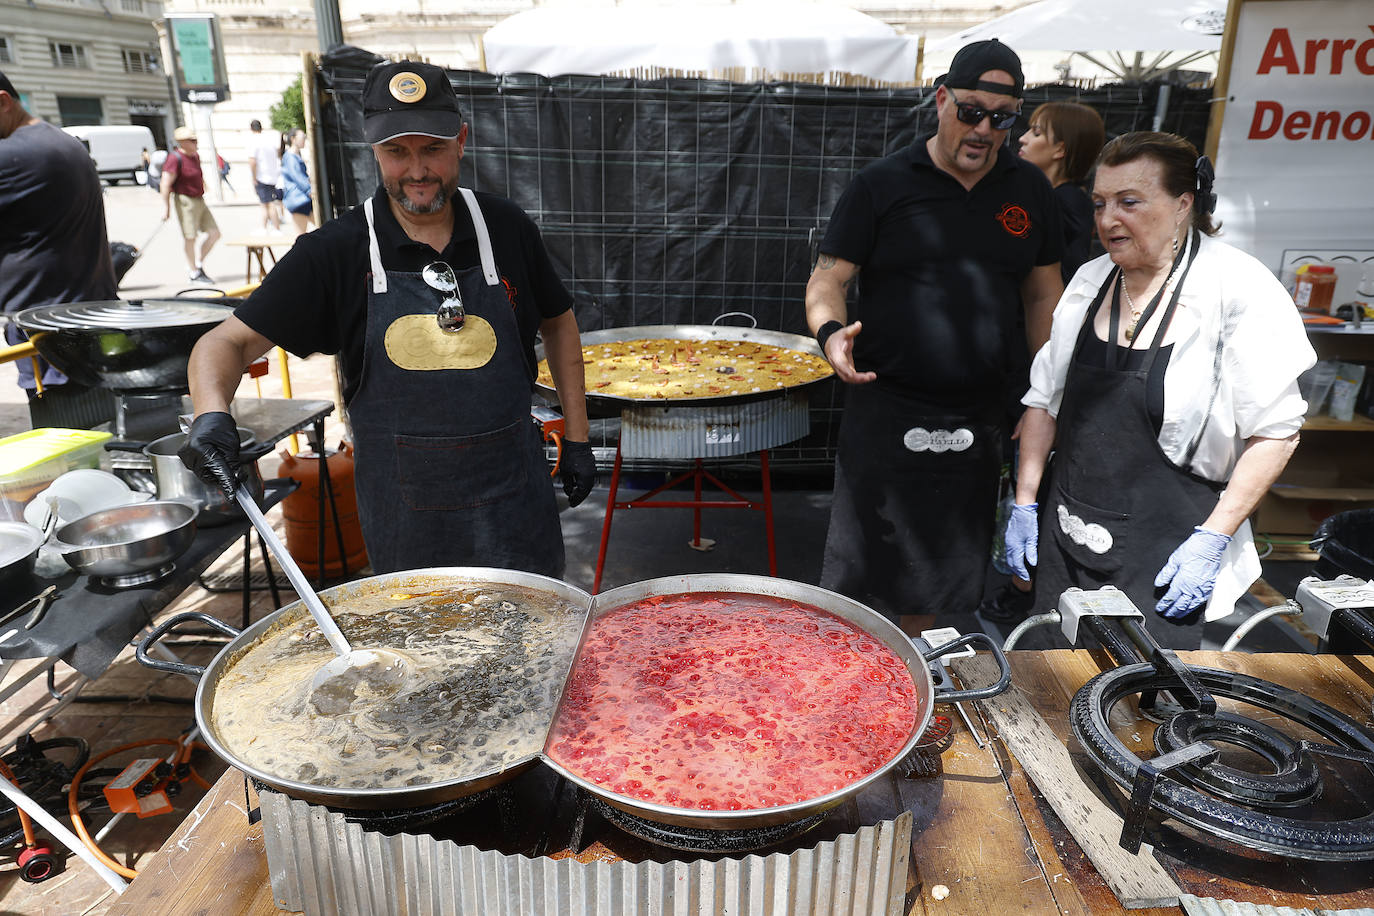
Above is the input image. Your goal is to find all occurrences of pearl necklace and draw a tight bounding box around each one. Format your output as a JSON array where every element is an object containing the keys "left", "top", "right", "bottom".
[{"left": 1120, "top": 260, "right": 1181, "bottom": 342}]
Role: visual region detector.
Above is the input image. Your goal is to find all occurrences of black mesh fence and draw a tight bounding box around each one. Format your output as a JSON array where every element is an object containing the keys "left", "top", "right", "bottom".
[{"left": 315, "top": 46, "right": 1213, "bottom": 470}]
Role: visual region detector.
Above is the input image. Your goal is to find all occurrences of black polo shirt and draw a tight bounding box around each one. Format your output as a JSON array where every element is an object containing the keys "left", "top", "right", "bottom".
[
  {"left": 820, "top": 134, "right": 1062, "bottom": 406},
  {"left": 236, "top": 186, "right": 573, "bottom": 404}
]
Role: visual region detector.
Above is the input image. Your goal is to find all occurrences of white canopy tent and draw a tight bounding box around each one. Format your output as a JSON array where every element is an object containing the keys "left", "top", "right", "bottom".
[
  {"left": 927, "top": 0, "right": 1225, "bottom": 82},
  {"left": 483, "top": 1, "right": 920, "bottom": 85}
]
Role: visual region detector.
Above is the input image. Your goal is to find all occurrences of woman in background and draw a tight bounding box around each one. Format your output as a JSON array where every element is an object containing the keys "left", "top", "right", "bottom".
[
  {"left": 980, "top": 101, "right": 1108, "bottom": 627},
  {"left": 280, "top": 128, "right": 313, "bottom": 234},
  {"left": 1019, "top": 102, "right": 1105, "bottom": 283}
]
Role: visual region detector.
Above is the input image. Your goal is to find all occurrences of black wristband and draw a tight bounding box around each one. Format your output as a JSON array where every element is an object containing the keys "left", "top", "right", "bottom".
[{"left": 815, "top": 320, "right": 843, "bottom": 353}]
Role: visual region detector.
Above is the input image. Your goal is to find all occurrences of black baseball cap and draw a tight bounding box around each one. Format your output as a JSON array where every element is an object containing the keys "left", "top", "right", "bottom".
[
  {"left": 362, "top": 60, "right": 463, "bottom": 144},
  {"left": 936, "top": 39, "right": 1024, "bottom": 99}
]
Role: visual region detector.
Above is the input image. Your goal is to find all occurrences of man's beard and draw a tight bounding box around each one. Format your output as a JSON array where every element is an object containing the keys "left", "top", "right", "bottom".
[{"left": 384, "top": 175, "right": 457, "bottom": 214}]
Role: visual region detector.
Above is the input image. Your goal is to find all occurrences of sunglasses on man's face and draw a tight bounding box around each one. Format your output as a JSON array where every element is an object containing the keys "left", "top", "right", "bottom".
[{"left": 947, "top": 90, "right": 1020, "bottom": 131}]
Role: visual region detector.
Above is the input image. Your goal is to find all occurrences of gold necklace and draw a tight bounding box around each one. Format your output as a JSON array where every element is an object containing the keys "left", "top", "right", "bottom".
[{"left": 1120, "top": 261, "right": 1181, "bottom": 341}]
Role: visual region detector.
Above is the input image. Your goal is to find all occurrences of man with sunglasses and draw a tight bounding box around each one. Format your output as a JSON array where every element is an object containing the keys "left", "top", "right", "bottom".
[
  {"left": 179, "top": 60, "right": 595, "bottom": 578},
  {"left": 805, "top": 39, "right": 1064, "bottom": 622}
]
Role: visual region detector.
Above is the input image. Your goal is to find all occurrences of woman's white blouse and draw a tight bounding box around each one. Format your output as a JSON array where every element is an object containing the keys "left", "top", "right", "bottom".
[{"left": 1024, "top": 235, "right": 1316, "bottom": 482}]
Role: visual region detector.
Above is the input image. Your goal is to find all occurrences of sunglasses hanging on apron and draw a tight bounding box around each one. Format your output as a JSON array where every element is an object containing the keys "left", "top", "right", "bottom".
[{"left": 346, "top": 192, "right": 563, "bottom": 576}]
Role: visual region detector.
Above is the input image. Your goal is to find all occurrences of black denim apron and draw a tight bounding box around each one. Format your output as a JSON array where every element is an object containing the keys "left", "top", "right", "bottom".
[
  {"left": 821, "top": 382, "right": 1003, "bottom": 621},
  {"left": 1035, "top": 234, "right": 1220, "bottom": 649},
  {"left": 348, "top": 192, "right": 563, "bottom": 576}
]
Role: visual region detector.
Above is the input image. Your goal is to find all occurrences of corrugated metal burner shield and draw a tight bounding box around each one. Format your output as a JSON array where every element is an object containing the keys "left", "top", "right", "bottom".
[
  {"left": 619, "top": 391, "right": 810, "bottom": 459},
  {"left": 258, "top": 788, "right": 912, "bottom": 916}
]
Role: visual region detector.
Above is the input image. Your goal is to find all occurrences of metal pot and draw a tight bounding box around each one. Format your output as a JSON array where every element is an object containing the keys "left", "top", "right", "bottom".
[
  {"left": 54, "top": 500, "right": 198, "bottom": 588},
  {"left": 13, "top": 299, "right": 236, "bottom": 392},
  {"left": 137, "top": 429, "right": 268, "bottom": 526},
  {"left": 137, "top": 568, "right": 594, "bottom": 810},
  {"left": 0, "top": 523, "right": 44, "bottom": 594},
  {"left": 543, "top": 574, "right": 1012, "bottom": 831}
]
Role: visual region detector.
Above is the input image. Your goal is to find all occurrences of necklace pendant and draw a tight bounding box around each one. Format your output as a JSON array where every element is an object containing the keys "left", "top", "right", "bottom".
[{"left": 1125, "top": 324, "right": 1135, "bottom": 342}]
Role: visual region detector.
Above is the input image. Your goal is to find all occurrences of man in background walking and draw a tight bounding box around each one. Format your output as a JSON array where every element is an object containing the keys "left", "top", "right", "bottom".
[
  {"left": 248, "top": 119, "right": 285, "bottom": 234},
  {"left": 161, "top": 125, "right": 221, "bottom": 284}
]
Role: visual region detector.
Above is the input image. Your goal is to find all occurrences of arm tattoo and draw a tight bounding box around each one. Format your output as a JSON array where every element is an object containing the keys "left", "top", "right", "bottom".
[{"left": 841, "top": 268, "right": 859, "bottom": 293}]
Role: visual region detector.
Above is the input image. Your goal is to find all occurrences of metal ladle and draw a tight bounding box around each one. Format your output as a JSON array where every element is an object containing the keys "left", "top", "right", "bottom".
[{"left": 232, "top": 485, "right": 413, "bottom": 696}]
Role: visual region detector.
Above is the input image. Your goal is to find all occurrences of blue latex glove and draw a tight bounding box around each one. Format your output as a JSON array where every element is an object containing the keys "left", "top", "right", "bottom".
[
  {"left": 1154, "top": 526, "right": 1231, "bottom": 619},
  {"left": 1004, "top": 502, "right": 1039, "bottom": 581}
]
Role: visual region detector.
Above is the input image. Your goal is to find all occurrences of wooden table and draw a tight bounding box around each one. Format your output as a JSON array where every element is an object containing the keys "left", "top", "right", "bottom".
[
  {"left": 227, "top": 234, "right": 293, "bottom": 284},
  {"left": 109, "top": 651, "right": 1374, "bottom": 915}
]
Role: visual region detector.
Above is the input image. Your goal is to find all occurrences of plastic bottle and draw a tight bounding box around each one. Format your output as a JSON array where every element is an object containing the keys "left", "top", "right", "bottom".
[{"left": 1294, "top": 265, "right": 1337, "bottom": 314}]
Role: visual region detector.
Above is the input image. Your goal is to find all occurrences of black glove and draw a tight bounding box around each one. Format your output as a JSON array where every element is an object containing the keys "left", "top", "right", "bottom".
[
  {"left": 178, "top": 411, "right": 241, "bottom": 499},
  {"left": 559, "top": 440, "right": 597, "bottom": 508}
]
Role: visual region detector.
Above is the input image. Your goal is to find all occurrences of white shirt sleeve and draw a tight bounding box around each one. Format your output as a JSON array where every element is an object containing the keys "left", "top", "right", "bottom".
[{"left": 1023, "top": 255, "right": 1113, "bottom": 418}]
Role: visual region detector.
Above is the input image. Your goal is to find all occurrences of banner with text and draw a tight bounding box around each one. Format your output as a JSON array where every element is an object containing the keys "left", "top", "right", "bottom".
[{"left": 1214, "top": 0, "right": 1373, "bottom": 270}]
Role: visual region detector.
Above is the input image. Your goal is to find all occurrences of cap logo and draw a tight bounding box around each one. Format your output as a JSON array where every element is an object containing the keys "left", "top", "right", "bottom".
[{"left": 388, "top": 72, "right": 427, "bottom": 104}]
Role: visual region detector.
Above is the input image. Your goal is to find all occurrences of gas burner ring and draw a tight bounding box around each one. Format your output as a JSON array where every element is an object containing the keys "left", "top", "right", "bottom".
[
  {"left": 591, "top": 798, "right": 828, "bottom": 854},
  {"left": 1070, "top": 663, "right": 1374, "bottom": 861},
  {"left": 1153, "top": 709, "right": 1322, "bottom": 808}
]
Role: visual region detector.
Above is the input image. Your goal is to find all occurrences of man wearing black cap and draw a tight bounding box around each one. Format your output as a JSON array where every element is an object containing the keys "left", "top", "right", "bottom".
[
  {"left": 0, "top": 69, "right": 118, "bottom": 421},
  {"left": 179, "top": 60, "right": 595, "bottom": 577},
  {"left": 804, "top": 39, "right": 1064, "bottom": 621}
]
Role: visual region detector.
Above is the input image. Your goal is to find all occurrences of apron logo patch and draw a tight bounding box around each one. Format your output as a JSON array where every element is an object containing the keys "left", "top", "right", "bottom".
[
  {"left": 902, "top": 427, "right": 974, "bottom": 453},
  {"left": 996, "top": 204, "right": 1031, "bottom": 238},
  {"left": 384, "top": 314, "right": 497, "bottom": 370},
  {"left": 1057, "top": 504, "right": 1114, "bottom": 554}
]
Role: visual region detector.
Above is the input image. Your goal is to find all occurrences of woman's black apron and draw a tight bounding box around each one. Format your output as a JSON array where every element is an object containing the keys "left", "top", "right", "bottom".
[
  {"left": 821, "top": 383, "right": 1003, "bottom": 620},
  {"left": 1034, "top": 236, "right": 1220, "bottom": 649},
  {"left": 348, "top": 192, "right": 564, "bottom": 576}
]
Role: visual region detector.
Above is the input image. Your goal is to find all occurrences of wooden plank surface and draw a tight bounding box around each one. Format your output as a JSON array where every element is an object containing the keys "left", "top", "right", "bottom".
[
  {"left": 955, "top": 654, "right": 1181, "bottom": 910},
  {"left": 108, "top": 769, "right": 283, "bottom": 916}
]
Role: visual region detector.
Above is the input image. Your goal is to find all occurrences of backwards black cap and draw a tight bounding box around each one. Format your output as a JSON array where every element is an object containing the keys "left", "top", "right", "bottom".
[
  {"left": 363, "top": 60, "right": 463, "bottom": 145},
  {"left": 936, "top": 39, "right": 1024, "bottom": 99}
]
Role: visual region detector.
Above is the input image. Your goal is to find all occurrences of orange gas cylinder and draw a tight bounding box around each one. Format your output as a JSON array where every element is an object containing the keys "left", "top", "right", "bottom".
[{"left": 278, "top": 442, "right": 369, "bottom": 579}]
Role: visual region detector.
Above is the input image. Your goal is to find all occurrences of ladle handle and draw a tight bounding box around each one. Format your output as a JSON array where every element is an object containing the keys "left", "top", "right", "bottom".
[{"left": 233, "top": 485, "right": 353, "bottom": 657}]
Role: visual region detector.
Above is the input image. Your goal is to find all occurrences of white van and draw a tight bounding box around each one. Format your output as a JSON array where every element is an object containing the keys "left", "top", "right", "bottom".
[{"left": 62, "top": 125, "right": 156, "bottom": 185}]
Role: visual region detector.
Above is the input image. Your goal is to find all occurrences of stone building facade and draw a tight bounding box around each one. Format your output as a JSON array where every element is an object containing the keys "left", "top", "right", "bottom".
[{"left": 0, "top": 0, "right": 175, "bottom": 147}]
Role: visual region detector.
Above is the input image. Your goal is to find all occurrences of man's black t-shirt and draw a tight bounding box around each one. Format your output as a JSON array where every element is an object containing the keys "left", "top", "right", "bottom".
[
  {"left": 819, "top": 135, "right": 1062, "bottom": 407},
  {"left": 236, "top": 187, "right": 573, "bottom": 403},
  {"left": 0, "top": 120, "right": 117, "bottom": 387}
]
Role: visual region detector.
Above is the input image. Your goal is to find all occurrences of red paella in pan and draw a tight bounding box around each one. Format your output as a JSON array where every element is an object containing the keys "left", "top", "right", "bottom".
[{"left": 543, "top": 573, "right": 1011, "bottom": 830}]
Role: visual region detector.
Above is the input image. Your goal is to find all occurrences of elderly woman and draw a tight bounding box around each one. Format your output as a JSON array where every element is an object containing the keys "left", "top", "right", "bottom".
[{"left": 1003, "top": 132, "right": 1315, "bottom": 649}]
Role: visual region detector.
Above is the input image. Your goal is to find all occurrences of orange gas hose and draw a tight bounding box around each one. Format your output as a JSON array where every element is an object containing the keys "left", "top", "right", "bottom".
[
  {"left": 0, "top": 760, "right": 38, "bottom": 849},
  {"left": 548, "top": 430, "right": 564, "bottom": 477},
  {"left": 66, "top": 736, "right": 211, "bottom": 880}
]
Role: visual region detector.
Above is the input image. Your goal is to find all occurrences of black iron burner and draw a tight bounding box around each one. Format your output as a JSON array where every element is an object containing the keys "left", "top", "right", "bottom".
[
  {"left": 1070, "top": 663, "right": 1374, "bottom": 861},
  {"left": 250, "top": 779, "right": 502, "bottom": 836},
  {"left": 590, "top": 797, "right": 828, "bottom": 854}
]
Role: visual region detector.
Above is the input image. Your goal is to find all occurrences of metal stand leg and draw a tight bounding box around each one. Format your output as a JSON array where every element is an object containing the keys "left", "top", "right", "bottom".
[
  {"left": 240, "top": 531, "right": 252, "bottom": 629},
  {"left": 311, "top": 417, "right": 350, "bottom": 587},
  {"left": 760, "top": 449, "right": 776, "bottom": 576},
  {"left": 692, "top": 458, "right": 704, "bottom": 547},
  {"left": 592, "top": 441, "right": 624, "bottom": 595},
  {"left": 257, "top": 533, "right": 283, "bottom": 609}
]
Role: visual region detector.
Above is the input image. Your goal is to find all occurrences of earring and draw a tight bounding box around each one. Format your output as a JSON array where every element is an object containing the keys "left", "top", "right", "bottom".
[{"left": 1172, "top": 235, "right": 1178, "bottom": 255}]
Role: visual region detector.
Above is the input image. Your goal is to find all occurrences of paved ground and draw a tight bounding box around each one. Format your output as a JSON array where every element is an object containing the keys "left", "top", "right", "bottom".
[{"left": 0, "top": 177, "right": 1330, "bottom": 914}]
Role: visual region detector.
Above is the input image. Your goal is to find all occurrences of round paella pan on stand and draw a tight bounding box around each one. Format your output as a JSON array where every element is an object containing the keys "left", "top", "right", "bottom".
[
  {"left": 533, "top": 323, "right": 836, "bottom": 420},
  {"left": 140, "top": 569, "right": 1009, "bottom": 843}
]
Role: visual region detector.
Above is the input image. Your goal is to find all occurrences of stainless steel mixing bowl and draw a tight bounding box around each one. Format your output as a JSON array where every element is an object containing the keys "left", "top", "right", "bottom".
[{"left": 54, "top": 500, "right": 198, "bottom": 587}]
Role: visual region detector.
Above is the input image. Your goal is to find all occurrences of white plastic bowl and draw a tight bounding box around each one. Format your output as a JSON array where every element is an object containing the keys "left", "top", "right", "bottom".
[{"left": 23, "top": 469, "right": 150, "bottom": 529}]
